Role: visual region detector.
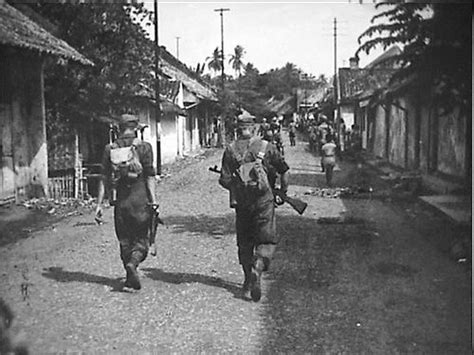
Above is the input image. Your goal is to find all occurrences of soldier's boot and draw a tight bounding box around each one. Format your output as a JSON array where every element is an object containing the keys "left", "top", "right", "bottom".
[
  {"left": 125, "top": 252, "right": 142, "bottom": 290},
  {"left": 250, "top": 257, "right": 264, "bottom": 302},
  {"left": 241, "top": 264, "right": 252, "bottom": 299}
]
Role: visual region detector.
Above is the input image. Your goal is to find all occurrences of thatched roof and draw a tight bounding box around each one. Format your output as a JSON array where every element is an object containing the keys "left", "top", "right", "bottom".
[
  {"left": 159, "top": 46, "right": 217, "bottom": 102},
  {"left": 0, "top": 2, "right": 92, "bottom": 65}
]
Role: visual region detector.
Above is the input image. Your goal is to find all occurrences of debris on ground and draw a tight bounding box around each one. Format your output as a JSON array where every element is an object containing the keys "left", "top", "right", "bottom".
[
  {"left": 20, "top": 197, "right": 96, "bottom": 217},
  {"left": 304, "top": 187, "right": 376, "bottom": 199}
]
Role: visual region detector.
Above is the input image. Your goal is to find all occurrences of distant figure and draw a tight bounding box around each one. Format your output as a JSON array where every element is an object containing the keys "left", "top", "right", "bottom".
[
  {"left": 339, "top": 118, "right": 346, "bottom": 154},
  {"left": 258, "top": 118, "right": 271, "bottom": 138},
  {"left": 321, "top": 134, "right": 337, "bottom": 186},
  {"left": 288, "top": 120, "right": 297, "bottom": 146},
  {"left": 307, "top": 123, "right": 318, "bottom": 153}
]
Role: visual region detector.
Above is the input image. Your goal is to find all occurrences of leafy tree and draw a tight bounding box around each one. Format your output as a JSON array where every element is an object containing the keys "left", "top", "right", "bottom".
[
  {"left": 357, "top": 2, "right": 471, "bottom": 113},
  {"left": 10, "top": 1, "right": 156, "bottom": 125}
]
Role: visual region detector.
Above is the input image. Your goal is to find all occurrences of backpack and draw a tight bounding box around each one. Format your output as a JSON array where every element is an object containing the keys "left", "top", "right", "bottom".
[
  {"left": 235, "top": 139, "right": 271, "bottom": 198},
  {"left": 110, "top": 138, "right": 143, "bottom": 183}
]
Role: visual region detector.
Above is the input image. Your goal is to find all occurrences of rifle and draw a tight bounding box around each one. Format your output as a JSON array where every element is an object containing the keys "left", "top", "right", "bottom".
[
  {"left": 209, "top": 165, "right": 238, "bottom": 208},
  {"left": 273, "top": 189, "right": 307, "bottom": 215},
  {"left": 209, "top": 165, "right": 307, "bottom": 215},
  {"left": 147, "top": 203, "right": 164, "bottom": 256}
]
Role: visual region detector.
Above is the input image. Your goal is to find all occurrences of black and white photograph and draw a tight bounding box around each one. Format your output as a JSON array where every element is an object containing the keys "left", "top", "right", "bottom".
[{"left": 0, "top": 0, "right": 471, "bottom": 353}]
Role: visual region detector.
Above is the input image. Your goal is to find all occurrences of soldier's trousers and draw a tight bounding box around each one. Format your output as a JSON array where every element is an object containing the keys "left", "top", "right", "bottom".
[
  {"left": 114, "top": 206, "right": 150, "bottom": 268},
  {"left": 236, "top": 198, "right": 278, "bottom": 271}
]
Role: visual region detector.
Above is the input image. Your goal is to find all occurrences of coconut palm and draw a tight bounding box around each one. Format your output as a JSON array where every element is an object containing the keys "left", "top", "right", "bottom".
[
  {"left": 206, "top": 47, "right": 222, "bottom": 77},
  {"left": 229, "top": 45, "right": 245, "bottom": 107},
  {"left": 229, "top": 45, "right": 245, "bottom": 78}
]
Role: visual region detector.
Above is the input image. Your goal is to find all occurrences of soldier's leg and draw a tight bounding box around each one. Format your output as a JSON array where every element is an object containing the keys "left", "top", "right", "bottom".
[
  {"left": 326, "top": 164, "right": 334, "bottom": 186},
  {"left": 250, "top": 201, "right": 277, "bottom": 302},
  {"left": 125, "top": 223, "right": 150, "bottom": 290},
  {"left": 114, "top": 208, "right": 132, "bottom": 271},
  {"left": 236, "top": 209, "right": 255, "bottom": 297}
]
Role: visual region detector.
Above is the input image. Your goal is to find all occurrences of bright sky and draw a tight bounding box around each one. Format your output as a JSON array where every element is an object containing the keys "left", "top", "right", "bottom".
[{"left": 142, "top": 1, "right": 386, "bottom": 78}]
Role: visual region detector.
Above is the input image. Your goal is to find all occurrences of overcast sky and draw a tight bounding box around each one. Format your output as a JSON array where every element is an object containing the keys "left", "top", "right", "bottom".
[{"left": 142, "top": 1, "right": 386, "bottom": 78}]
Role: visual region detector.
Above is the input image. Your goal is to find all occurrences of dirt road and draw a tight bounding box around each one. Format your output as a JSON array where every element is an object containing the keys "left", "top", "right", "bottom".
[{"left": 0, "top": 130, "right": 470, "bottom": 353}]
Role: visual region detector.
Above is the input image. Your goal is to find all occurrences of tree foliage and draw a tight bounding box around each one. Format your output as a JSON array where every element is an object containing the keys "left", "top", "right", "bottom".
[
  {"left": 9, "top": 1, "right": 156, "bottom": 125},
  {"left": 357, "top": 2, "right": 471, "bottom": 112}
]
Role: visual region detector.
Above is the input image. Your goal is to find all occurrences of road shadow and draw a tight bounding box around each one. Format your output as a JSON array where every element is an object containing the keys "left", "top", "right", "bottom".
[
  {"left": 0, "top": 206, "right": 59, "bottom": 247},
  {"left": 42, "top": 266, "right": 126, "bottom": 292},
  {"left": 141, "top": 267, "right": 248, "bottom": 301},
  {"left": 259, "top": 210, "right": 376, "bottom": 352}
]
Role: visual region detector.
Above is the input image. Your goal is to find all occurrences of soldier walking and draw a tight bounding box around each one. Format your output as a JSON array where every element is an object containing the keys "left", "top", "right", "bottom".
[
  {"left": 95, "top": 114, "right": 158, "bottom": 290},
  {"left": 218, "top": 118, "right": 290, "bottom": 302}
]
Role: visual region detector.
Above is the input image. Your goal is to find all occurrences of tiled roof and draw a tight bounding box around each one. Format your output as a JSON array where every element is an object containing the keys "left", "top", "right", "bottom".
[
  {"left": 0, "top": 2, "right": 92, "bottom": 65},
  {"left": 159, "top": 46, "right": 217, "bottom": 102},
  {"left": 365, "top": 45, "right": 402, "bottom": 69},
  {"left": 338, "top": 68, "right": 395, "bottom": 102},
  {"left": 296, "top": 87, "right": 328, "bottom": 107}
]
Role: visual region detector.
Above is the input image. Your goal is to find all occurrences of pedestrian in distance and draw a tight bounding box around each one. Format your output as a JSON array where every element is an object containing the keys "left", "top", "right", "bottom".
[
  {"left": 218, "top": 118, "right": 290, "bottom": 302},
  {"left": 307, "top": 123, "right": 318, "bottom": 153},
  {"left": 321, "top": 133, "right": 337, "bottom": 187},
  {"left": 258, "top": 117, "right": 271, "bottom": 138},
  {"left": 95, "top": 114, "right": 158, "bottom": 290},
  {"left": 270, "top": 116, "right": 284, "bottom": 156},
  {"left": 288, "top": 119, "right": 297, "bottom": 146}
]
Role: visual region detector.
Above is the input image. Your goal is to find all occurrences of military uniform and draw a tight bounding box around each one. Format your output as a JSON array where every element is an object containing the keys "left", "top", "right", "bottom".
[
  {"left": 100, "top": 135, "right": 156, "bottom": 288},
  {"left": 219, "top": 131, "right": 289, "bottom": 301}
]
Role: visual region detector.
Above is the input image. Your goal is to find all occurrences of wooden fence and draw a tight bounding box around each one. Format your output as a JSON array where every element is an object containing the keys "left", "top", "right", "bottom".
[{"left": 48, "top": 170, "right": 88, "bottom": 200}]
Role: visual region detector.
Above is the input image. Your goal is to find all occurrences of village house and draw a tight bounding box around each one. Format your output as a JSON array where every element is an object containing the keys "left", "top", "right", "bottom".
[
  {"left": 338, "top": 46, "right": 470, "bottom": 193},
  {"left": 0, "top": 1, "right": 92, "bottom": 204}
]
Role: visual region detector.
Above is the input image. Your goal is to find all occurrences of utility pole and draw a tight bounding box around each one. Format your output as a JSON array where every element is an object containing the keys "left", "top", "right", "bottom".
[
  {"left": 176, "top": 36, "right": 180, "bottom": 60},
  {"left": 214, "top": 8, "right": 229, "bottom": 89},
  {"left": 333, "top": 17, "right": 340, "bottom": 138},
  {"left": 154, "top": 0, "right": 161, "bottom": 175}
]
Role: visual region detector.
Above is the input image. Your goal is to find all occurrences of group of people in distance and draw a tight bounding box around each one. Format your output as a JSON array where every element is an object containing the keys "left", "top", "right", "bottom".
[
  {"left": 306, "top": 114, "right": 339, "bottom": 186},
  {"left": 258, "top": 116, "right": 285, "bottom": 156}
]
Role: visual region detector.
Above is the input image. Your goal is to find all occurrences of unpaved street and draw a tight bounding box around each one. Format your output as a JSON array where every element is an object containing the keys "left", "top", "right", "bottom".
[{"left": 0, "top": 131, "right": 471, "bottom": 353}]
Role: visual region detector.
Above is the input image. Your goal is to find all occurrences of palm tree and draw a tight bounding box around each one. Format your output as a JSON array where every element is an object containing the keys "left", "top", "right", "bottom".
[
  {"left": 229, "top": 45, "right": 245, "bottom": 78},
  {"left": 206, "top": 47, "right": 222, "bottom": 77},
  {"left": 229, "top": 45, "right": 245, "bottom": 107}
]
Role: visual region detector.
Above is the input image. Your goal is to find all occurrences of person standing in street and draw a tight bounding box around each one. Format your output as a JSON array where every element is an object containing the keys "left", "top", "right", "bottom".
[
  {"left": 218, "top": 119, "right": 290, "bottom": 302},
  {"left": 321, "top": 134, "right": 337, "bottom": 187},
  {"left": 288, "top": 119, "right": 297, "bottom": 146},
  {"left": 95, "top": 114, "right": 158, "bottom": 290},
  {"left": 258, "top": 117, "right": 271, "bottom": 138}
]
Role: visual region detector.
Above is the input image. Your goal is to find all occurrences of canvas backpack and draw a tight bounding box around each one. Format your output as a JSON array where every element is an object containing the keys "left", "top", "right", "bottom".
[
  {"left": 235, "top": 138, "right": 271, "bottom": 198},
  {"left": 110, "top": 138, "right": 143, "bottom": 183}
]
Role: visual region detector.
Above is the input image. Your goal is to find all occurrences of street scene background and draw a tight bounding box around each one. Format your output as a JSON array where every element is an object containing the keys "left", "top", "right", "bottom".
[{"left": 0, "top": 1, "right": 471, "bottom": 353}]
